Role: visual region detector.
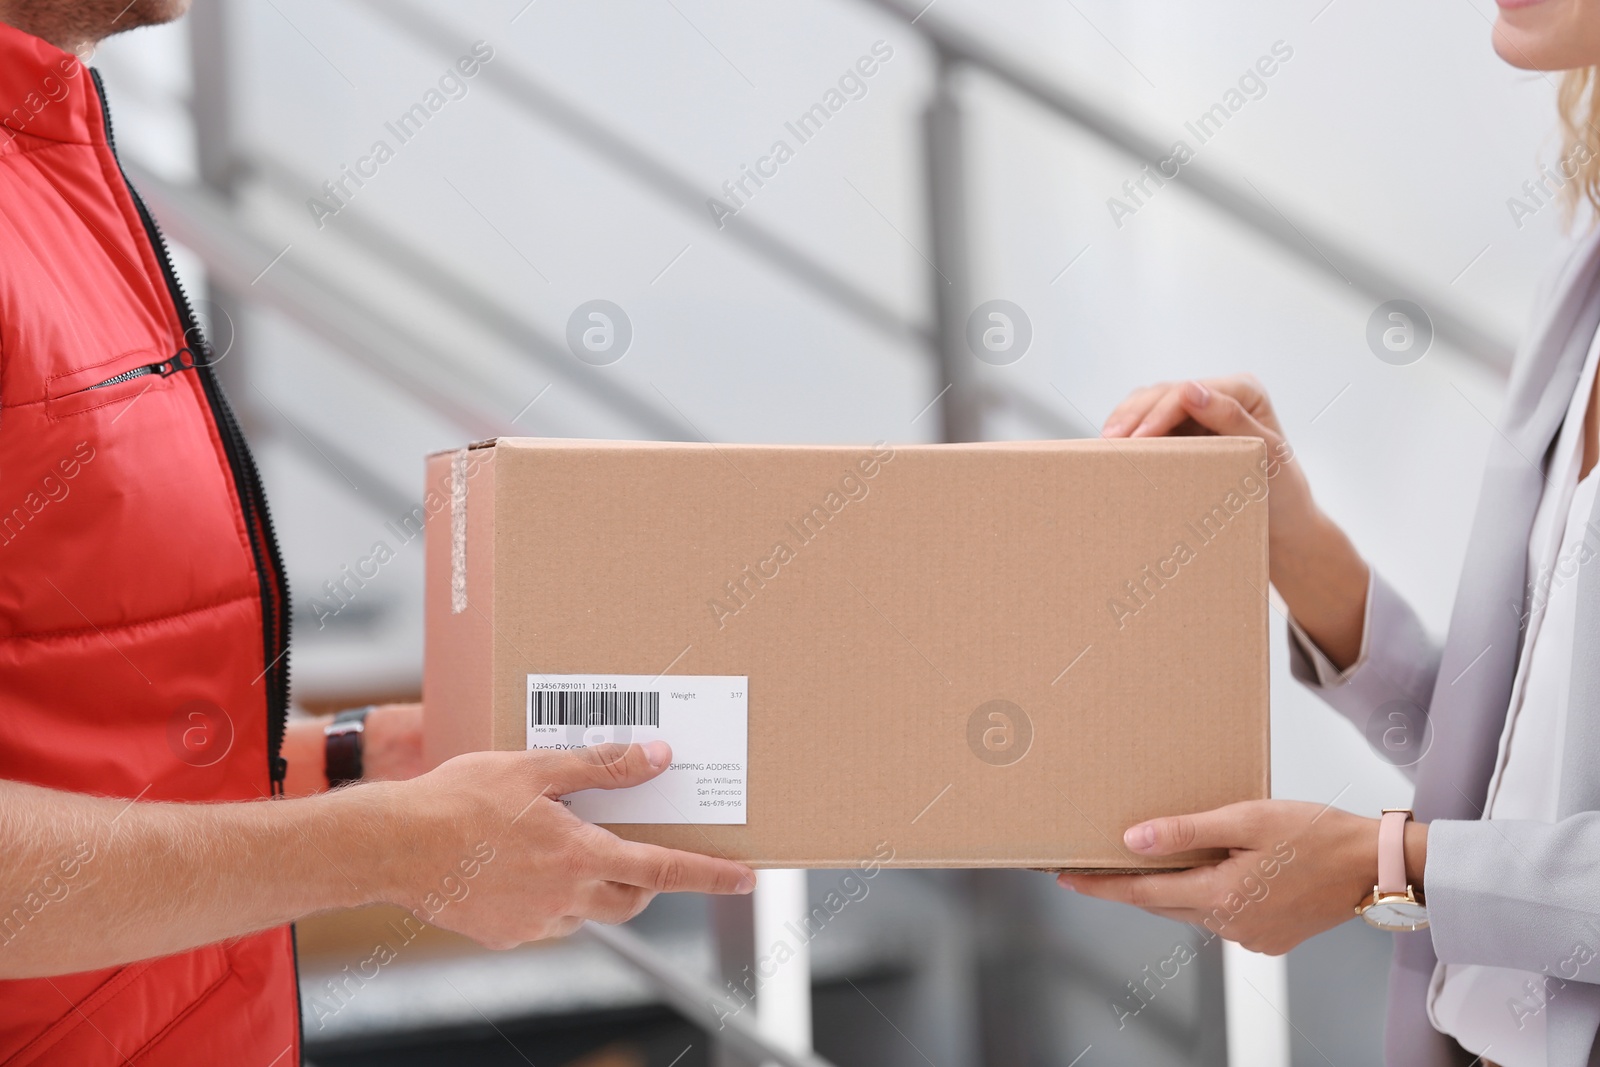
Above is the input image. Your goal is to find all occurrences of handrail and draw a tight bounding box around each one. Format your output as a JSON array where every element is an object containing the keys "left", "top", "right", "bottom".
[
  {"left": 330, "top": 0, "right": 1091, "bottom": 443},
  {"left": 126, "top": 163, "right": 695, "bottom": 443},
  {"left": 352, "top": 0, "right": 930, "bottom": 356},
  {"left": 362, "top": 0, "right": 1515, "bottom": 372},
  {"left": 866, "top": 0, "right": 1516, "bottom": 372},
  {"left": 242, "top": 156, "right": 716, "bottom": 442},
  {"left": 582, "top": 923, "right": 838, "bottom": 1067},
  {"left": 231, "top": 158, "right": 1092, "bottom": 443}
]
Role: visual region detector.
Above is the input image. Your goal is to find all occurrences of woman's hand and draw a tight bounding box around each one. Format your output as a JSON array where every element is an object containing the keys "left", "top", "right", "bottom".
[
  {"left": 1057, "top": 800, "right": 1412, "bottom": 956},
  {"left": 1102, "top": 376, "right": 1312, "bottom": 545},
  {"left": 1101, "top": 375, "right": 1369, "bottom": 670}
]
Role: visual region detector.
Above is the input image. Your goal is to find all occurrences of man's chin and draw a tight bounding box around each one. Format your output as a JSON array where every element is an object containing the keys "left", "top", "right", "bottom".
[{"left": 108, "top": 0, "right": 194, "bottom": 35}]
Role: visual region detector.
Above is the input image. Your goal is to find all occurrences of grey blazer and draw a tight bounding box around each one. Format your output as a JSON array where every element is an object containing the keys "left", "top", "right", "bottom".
[{"left": 1291, "top": 230, "right": 1600, "bottom": 1066}]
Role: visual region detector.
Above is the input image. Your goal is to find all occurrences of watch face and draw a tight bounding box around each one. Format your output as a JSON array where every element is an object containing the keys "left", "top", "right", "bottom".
[{"left": 1362, "top": 898, "right": 1429, "bottom": 932}]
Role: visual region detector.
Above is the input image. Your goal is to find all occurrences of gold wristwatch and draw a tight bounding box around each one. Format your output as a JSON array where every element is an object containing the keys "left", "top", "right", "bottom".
[{"left": 1355, "top": 808, "right": 1428, "bottom": 931}]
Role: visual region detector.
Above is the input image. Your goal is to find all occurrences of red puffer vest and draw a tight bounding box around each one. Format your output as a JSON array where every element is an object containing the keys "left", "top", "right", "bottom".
[{"left": 0, "top": 23, "right": 298, "bottom": 1066}]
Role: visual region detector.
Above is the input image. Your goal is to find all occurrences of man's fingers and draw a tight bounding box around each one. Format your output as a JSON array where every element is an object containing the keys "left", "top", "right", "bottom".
[
  {"left": 540, "top": 741, "right": 672, "bottom": 795},
  {"left": 599, "top": 836, "right": 756, "bottom": 895},
  {"left": 549, "top": 915, "right": 585, "bottom": 939},
  {"left": 1058, "top": 868, "right": 1215, "bottom": 910},
  {"left": 574, "top": 880, "right": 656, "bottom": 925},
  {"left": 1123, "top": 802, "right": 1264, "bottom": 857}
]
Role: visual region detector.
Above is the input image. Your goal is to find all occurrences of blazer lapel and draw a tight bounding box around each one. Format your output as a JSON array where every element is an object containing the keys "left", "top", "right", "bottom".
[
  {"left": 1564, "top": 316, "right": 1600, "bottom": 818},
  {"left": 1414, "top": 231, "right": 1600, "bottom": 826},
  {"left": 1385, "top": 231, "right": 1600, "bottom": 1067}
]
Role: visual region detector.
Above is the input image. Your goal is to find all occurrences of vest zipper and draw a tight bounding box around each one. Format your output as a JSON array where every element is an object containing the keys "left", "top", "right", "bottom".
[
  {"left": 83, "top": 347, "right": 197, "bottom": 391},
  {"left": 90, "top": 70, "right": 292, "bottom": 796}
]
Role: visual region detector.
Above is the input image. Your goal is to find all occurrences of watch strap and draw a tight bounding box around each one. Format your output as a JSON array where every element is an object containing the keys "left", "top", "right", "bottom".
[
  {"left": 324, "top": 705, "right": 374, "bottom": 789},
  {"left": 1377, "top": 809, "right": 1411, "bottom": 894}
]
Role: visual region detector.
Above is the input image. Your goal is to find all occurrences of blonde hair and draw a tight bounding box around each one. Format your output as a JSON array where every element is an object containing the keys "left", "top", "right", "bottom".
[{"left": 1559, "top": 68, "right": 1600, "bottom": 220}]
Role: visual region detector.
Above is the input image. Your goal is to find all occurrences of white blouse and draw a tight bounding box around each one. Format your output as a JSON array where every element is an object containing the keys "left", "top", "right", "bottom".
[{"left": 1424, "top": 329, "right": 1600, "bottom": 1065}]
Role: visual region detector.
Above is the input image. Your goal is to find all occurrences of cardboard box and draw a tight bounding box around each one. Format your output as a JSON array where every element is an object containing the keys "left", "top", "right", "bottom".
[{"left": 423, "top": 436, "right": 1269, "bottom": 870}]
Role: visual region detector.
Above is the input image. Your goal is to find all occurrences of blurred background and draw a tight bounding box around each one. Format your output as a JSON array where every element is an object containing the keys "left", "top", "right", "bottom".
[{"left": 91, "top": 0, "right": 1572, "bottom": 1063}]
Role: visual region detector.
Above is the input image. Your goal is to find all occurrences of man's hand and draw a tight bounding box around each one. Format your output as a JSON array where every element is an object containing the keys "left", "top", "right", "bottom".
[
  {"left": 281, "top": 703, "right": 424, "bottom": 795},
  {"left": 375, "top": 741, "right": 755, "bottom": 948},
  {"left": 0, "top": 741, "right": 754, "bottom": 979},
  {"left": 1056, "top": 800, "right": 1405, "bottom": 956},
  {"left": 362, "top": 703, "right": 425, "bottom": 781}
]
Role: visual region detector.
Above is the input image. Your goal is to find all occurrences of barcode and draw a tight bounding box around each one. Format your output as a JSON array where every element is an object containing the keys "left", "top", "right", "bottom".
[{"left": 530, "top": 690, "right": 661, "bottom": 728}]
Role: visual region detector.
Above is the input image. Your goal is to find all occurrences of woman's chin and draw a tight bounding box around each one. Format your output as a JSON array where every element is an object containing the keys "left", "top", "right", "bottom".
[{"left": 1493, "top": 22, "right": 1568, "bottom": 70}]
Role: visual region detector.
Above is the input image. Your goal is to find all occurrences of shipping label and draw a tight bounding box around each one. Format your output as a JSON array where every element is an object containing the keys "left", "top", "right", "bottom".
[{"left": 526, "top": 674, "right": 748, "bottom": 824}]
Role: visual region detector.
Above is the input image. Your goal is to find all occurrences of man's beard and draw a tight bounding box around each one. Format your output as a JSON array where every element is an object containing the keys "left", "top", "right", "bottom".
[{"left": 4, "top": 0, "right": 192, "bottom": 55}]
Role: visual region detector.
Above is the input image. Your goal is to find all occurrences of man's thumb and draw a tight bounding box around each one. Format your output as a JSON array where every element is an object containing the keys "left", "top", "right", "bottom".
[{"left": 544, "top": 741, "right": 672, "bottom": 795}]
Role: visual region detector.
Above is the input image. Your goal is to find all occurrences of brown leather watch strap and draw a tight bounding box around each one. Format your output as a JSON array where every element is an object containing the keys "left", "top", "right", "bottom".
[{"left": 324, "top": 706, "right": 372, "bottom": 789}]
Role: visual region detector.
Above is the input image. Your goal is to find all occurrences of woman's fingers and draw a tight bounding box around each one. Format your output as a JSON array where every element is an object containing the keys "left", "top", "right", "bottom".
[
  {"left": 1129, "top": 386, "right": 1195, "bottom": 437},
  {"left": 1057, "top": 879, "right": 1201, "bottom": 925},
  {"left": 1101, "top": 384, "right": 1172, "bottom": 437},
  {"left": 1104, "top": 376, "right": 1282, "bottom": 442},
  {"left": 1175, "top": 381, "right": 1276, "bottom": 442},
  {"left": 1058, "top": 867, "right": 1217, "bottom": 910},
  {"left": 1124, "top": 905, "right": 1202, "bottom": 925}
]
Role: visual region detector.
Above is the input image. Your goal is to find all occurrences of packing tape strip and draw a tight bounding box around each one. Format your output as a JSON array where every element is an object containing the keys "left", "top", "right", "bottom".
[{"left": 450, "top": 449, "right": 468, "bottom": 614}]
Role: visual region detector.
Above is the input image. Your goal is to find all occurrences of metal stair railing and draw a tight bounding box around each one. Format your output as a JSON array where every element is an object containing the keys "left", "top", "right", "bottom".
[
  {"left": 349, "top": 0, "right": 930, "bottom": 359},
  {"left": 351, "top": 0, "right": 1511, "bottom": 445},
  {"left": 337, "top": 0, "right": 1091, "bottom": 444},
  {"left": 862, "top": 0, "right": 1515, "bottom": 371},
  {"left": 581, "top": 921, "right": 837, "bottom": 1067}
]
